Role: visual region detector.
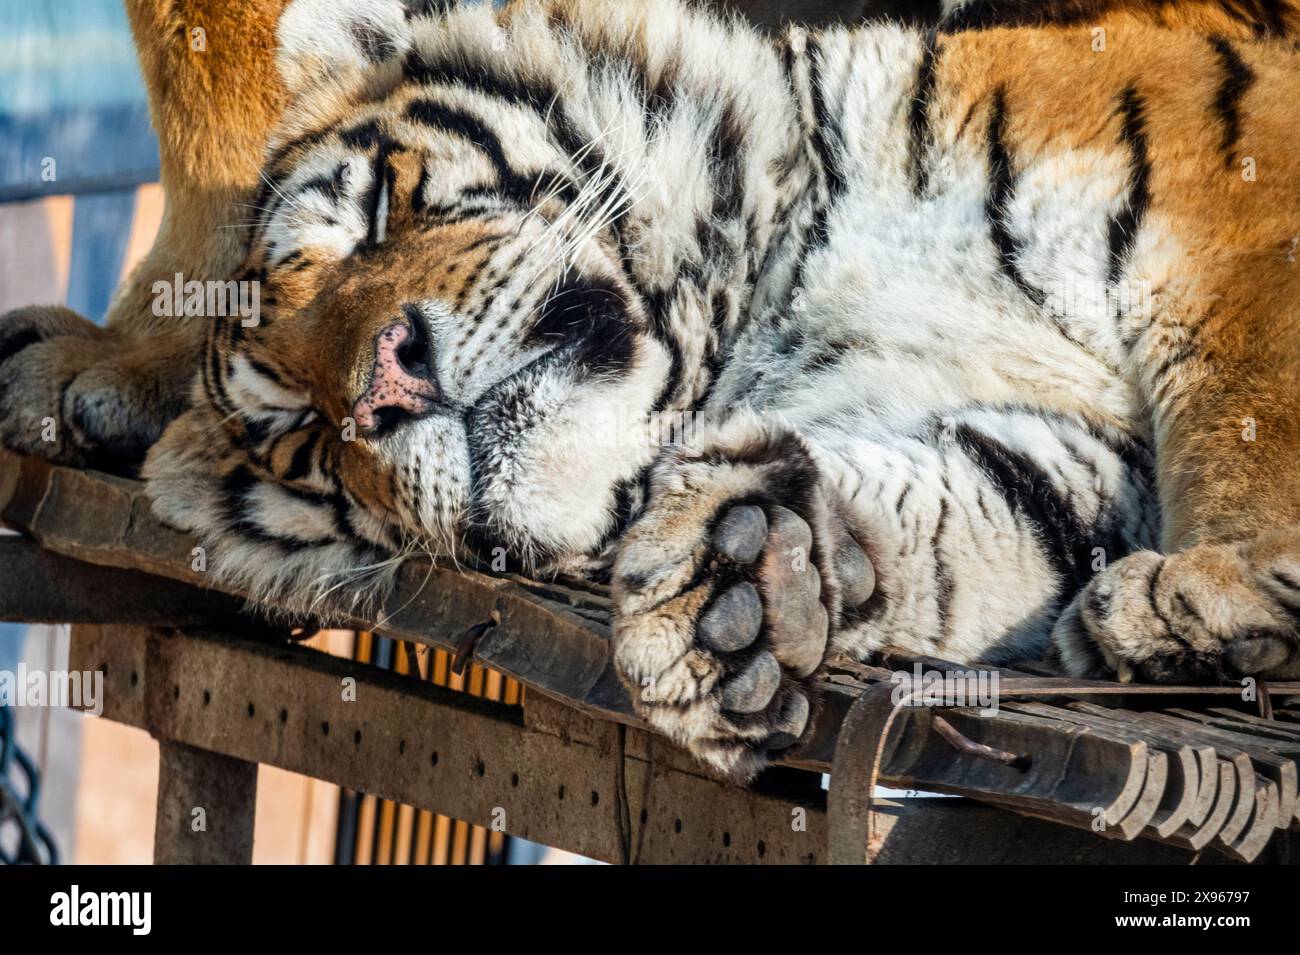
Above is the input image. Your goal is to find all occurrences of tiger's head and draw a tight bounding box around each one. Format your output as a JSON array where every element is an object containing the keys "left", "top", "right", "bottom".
[{"left": 143, "top": 0, "right": 801, "bottom": 606}]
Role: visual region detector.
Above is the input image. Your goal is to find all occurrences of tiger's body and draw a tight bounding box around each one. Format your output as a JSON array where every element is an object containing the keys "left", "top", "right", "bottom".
[{"left": 3, "top": 0, "right": 1300, "bottom": 779}]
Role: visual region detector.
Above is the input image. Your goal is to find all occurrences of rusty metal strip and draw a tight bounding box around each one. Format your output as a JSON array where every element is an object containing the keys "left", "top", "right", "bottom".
[{"left": 827, "top": 684, "right": 915, "bottom": 864}]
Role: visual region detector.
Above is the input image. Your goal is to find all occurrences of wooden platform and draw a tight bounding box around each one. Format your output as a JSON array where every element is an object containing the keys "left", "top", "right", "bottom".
[{"left": 2, "top": 450, "right": 1299, "bottom": 864}]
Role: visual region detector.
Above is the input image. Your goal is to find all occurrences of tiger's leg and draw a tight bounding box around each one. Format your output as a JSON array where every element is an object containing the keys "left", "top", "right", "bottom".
[
  {"left": 1053, "top": 255, "right": 1300, "bottom": 682},
  {"left": 0, "top": 0, "right": 288, "bottom": 468}
]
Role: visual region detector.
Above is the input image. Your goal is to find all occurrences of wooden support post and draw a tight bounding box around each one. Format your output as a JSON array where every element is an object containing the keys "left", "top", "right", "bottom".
[{"left": 154, "top": 739, "right": 258, "bottom": 865}]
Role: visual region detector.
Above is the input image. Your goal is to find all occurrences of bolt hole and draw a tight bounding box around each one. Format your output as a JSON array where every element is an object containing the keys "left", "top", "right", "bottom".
[
  {"left": 203, "top": 690, "right": 211, "bottom": 706},
  {"left": 674, "top": 819, "right": 682, "bottom": 834},
  {"left": 723, "top": 832, "right": 731, "bottom": 847},
  {"left": 757, "top": 840, "right": 766, "bottom": 857},
  {"left": 511, "top": 772, "right": 519, "bottom": 787},
  {"left": 558, "top": 785, "right": 566, "bottom": 800},
  {"left": 129, "top": 671, "right": 138, "bottom": 687},
  {"left": 354, "top": 730, "right": 362, "bottom": 746},
  {"left": 475, "top": 760, "right": 486, "bottom": 777},
  {"left": 173, "top": 686, "right": 180, "bottom": 700},
  {"left": 639, "top": 809, "right": 648, "bottom": 825},
  {"left": 399, "top": 740, "right": 406, "bottom": 755},
  {"left": 321, "top": 721, "right": 330, "bottom": 736},
  {"left": 247, "top": 702, "right": 255, "bottom": 718},
  {"left": 591, "top": 791, "right": 600, "bottom": 807},
  {"left": 279, "top": 708, "right": 288, "bottom": 724},
  {"left": 430, "top": 751, "right": 439, "bottom": 767}
]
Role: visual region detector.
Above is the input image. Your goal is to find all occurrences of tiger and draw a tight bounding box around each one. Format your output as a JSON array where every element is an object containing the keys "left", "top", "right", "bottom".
[{"left": 2, "top": 0, "right": 1300, "bottom": 782}]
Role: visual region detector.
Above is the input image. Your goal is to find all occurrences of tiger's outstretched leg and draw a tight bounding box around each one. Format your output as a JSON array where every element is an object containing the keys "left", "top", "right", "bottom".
[
  {"left": 1053, "top": 229, "right": 1300, "bottom": 682},
  {"left": 0, "top": 0, "right": 287, "bottom": 468}
]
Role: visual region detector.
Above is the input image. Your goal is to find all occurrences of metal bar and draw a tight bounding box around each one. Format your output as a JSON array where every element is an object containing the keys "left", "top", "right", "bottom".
[{"left": 932, "top": 714, "right": 1031, "bottom": 769}]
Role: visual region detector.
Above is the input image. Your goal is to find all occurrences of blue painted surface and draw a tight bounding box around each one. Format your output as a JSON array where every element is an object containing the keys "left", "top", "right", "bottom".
[
  {"left": 65, "top": 189, "right": 138, "bottom": 323},
  {"left": 0, "top": 0, "right": 159, "bottom": 202},
  {"left": 0, "top": 624, "right": 21, "bottom": 676},
  {"left": 0, "top": 106, "right": 158, "bottom": 204},
  {"left": 0, "top": 0, "right": 159, "bottom": 324}
]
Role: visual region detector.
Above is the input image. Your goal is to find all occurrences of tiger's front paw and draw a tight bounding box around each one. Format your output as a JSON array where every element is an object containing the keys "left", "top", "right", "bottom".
[
  {"left": 0, "top": 306, "right": 185, "bottom": 470},
  {"left": 1052, "top": 530, "right": 1300, "bottom": 683},
  {"left": 611, "top": 418, "right": 874, "bottom": 781}
]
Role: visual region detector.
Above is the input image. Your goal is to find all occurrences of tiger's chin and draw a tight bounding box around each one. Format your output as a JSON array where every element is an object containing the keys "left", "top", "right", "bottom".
[{"left": 456, "top": 339, "right": 672, "bottom": 576}]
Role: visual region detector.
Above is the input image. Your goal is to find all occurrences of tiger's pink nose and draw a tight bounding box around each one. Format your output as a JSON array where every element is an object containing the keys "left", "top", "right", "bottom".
[{"left": 352, "top": 318, "right": 438, "bottom": 435}]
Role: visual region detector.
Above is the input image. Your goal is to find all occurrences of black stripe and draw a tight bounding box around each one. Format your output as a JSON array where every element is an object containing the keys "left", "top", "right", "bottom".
[
  {"left": 708, "top": 101, "right": 747, "bottom": 224},
  {"left": 363, "top": 145, "right": 397, "bottom": 248},
  {"left": 807, "top": 38, "right": 847, "bottom": 210},
  {"left": 693, "top": 291, "right": 734, "bottom": 409},
  {"left": 944, "top": 0, "right": 1289, "bottom": 34},
  {"left": 941, "top": 0, "right": 1082, "bottom": 32},
  {"left": 1105, "top": 86, "right": 1152, "bottom": 286},
  {"left": 349, "top": 22, "right": 397, "bottom": 64},
  {"left": 406, "top": 98, "right": 514, "bottom": 188},
  {"left": 340, "top": 120, "right": 383, "bottom": 150},
  {"left": 405, "top": 99, "right": 582, "bottom": 212},
  {"left": 247, "top": 127, "right": 334, "bottom": 252},
  {"left": 984, "top": 88, "right": 1044, "bottom": 308},
  {"left": 1150, "top": 340, "right": 1201, "bottom": 387},
  {"left": 221, "top": 467, "right": 344, "bottom": 550},
  {"left": 600, "top": 464, "right": 652, "bottom": 551},
  {"left": 283, "top": 430, "right": 319, "bottom": 482},
  {"left": 299, "top": 162, "right": 349, "bottom": 205},
  {"left": 405, "top": 46, "right": 620, "bottom": 210},
  {"left": 908, "top": 29, "right": 941, "bottom": 197},
  {"left": 404, "top": 49, "right": 556, "bottom": 113},
  {"left": 203, "top": 322, "right": 238, "bottom": 420},
  {"left": 411, "top": 163, "right": 431, "bottom": 213},
  {"left": 1147, "top": 560, "right": 1180, "bottom": 636},
  {"left": 955, "top": 422, "right": 1099, "bottom": 588},
  {"left": 645, "top": 287, "right": 684, "bottom": 413},
  {"left": 791, "top": 37, "right": 848, "bottom": 296},
  {"left": 932, "top": 496, "right": 954, "bottom": 644},
  {"left": 403, "top": 0, "right": 453, "bottom": 19},
  {"left": 1207, "top": 36, "right": 1256, "bottom": 168},
  {"left": 1259, "top": 0, "right": 1291, "bottom": 36}
]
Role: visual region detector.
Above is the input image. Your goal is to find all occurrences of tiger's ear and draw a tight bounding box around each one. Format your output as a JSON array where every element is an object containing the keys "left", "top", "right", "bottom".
[{"left": 275, "top": 0, "right": 418, "bottom": 97}]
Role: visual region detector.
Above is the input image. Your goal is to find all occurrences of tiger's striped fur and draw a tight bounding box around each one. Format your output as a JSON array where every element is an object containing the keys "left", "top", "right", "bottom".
[{"left": 4, "top": 0, "right": 1300, "bottom": 779}]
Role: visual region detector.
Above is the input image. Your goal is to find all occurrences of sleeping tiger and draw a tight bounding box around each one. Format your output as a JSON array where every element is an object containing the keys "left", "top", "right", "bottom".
[{"left": 3, "top": 0, "right": 1300, "bottom": 780}]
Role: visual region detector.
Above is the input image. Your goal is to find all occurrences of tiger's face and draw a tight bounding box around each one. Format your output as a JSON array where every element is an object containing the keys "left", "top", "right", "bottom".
[
  {"left": 144, "top": 0, "right": 782, "bottom": 601},
  {"left": 209, "top": 108, "right": 672, "bottom": 573}
]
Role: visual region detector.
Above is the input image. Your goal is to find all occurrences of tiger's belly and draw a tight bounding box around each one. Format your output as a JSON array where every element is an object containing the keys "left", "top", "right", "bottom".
[{"left": 710, "top": 131, "right": 1166, "bottom": 661}]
